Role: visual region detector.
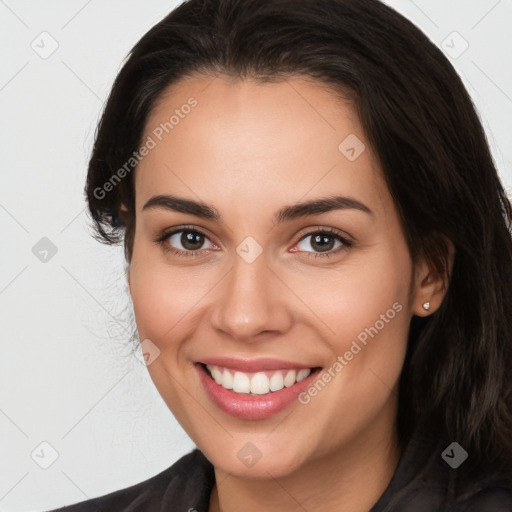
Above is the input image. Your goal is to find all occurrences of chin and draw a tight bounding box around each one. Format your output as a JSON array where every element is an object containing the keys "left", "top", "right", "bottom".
[{"left": 201, "top": 440, "right": 312, "bottom": 480}]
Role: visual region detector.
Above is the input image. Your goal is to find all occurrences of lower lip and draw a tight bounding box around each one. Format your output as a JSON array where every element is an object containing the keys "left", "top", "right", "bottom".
[{"left": 195, "top": 363, "right": 321, "bottom": 420}]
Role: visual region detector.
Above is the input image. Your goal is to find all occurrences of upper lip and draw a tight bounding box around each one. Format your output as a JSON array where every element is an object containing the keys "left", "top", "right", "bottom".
[{"left": 198, "top": 357, "right": 317, "bottom": 373}]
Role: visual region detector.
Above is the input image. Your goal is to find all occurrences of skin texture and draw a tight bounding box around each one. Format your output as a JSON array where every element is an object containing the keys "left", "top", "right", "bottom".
[{"left": 127, "top": 75, "right": 451, "bottom": 511}]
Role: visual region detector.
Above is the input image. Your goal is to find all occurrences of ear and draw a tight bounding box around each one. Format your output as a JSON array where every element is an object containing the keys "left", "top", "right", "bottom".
[
  {"left": 411, "top": 236, "right": 455, "bottom": 317},
  {"left": 118, "top": 202, "right": 129, "bottom": 225}
]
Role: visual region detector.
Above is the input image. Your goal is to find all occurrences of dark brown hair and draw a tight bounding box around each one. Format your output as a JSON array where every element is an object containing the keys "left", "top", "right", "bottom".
[{"left": 85, "top": 0, "right": 512, "bottom": 475}]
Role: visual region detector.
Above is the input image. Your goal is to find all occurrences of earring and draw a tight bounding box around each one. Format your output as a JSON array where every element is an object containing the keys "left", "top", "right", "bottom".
[{"left": 423, "top": 301, "right": 430, "bottom": 311}]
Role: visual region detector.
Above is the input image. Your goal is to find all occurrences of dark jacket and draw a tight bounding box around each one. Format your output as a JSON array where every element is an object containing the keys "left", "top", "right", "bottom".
[{"left": 46, "top": 422, "right": 512, "bottom": 511}]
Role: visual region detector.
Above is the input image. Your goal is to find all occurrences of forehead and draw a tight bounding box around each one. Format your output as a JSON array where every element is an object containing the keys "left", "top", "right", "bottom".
[{"left": 135, "top": 74, "right": 389, "bottom": 217}]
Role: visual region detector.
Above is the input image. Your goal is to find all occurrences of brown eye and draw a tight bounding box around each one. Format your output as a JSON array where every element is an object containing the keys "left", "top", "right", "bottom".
[
  {"left": 165, "top": 230, "right": 214, "bottom": 252},
  {"left": 295, "top": 229, "right": 352, "bottom": 259},
  {"left": 155, "top": 227, "right": 217, "bottom": 257},
  {"left": 173, "top": 231, "right": 206, "bottom": 251},
  {"left": 308, "top": 233, "right": 337, "bottom": 252}
]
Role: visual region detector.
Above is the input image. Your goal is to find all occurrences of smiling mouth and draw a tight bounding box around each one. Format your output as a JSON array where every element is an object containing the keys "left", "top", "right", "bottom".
[{"left": 201, "top": 363, "right": 322, "bottom": 395}]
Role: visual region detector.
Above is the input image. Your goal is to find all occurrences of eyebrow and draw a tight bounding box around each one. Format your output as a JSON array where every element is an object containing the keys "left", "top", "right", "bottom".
[{"left": 142, "top": 194, "right": 373, "bottom": 223}]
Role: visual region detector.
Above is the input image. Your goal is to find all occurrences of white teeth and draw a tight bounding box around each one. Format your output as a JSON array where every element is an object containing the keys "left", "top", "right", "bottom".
[
  {"left": 205, "top": 364, "right": 312, "bottom": 395},
  {"left": 283, "top": 370, "right": 297, "bottom": 387},
  {"left": 222, "top": 368, "right": 233, "bottom": 389},
  {"left": 296, "top": 369, "right": 310, "bottom": 382},
  {"left": 269, "top": 372, "right": 284, "bottom": 391},
  {"left": 211, "top": 366, "right": 223, "bottom": 385},
  {"left": 232, "top": 371, "right": 250, "bottom": 393},
  {"left": 250, "top": 372, "right": 270, "bottom": 394}
]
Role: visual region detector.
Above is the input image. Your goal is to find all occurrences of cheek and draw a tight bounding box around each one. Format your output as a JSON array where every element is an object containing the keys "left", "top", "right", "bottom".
[
  {"left": 293, "top": 248, "right": 411, "bottom": 347},
  {"left": 129, "top": 265, "right": 208, "bottom": 341},
  {"left": 127, "top": 253, "right": 209, "bottom": 427},
  {"left": 128, "top": 233, "right": 213, "bottom": 341},
  {"left": 292, "top": 244, "right": 412, "bottom": 406}
]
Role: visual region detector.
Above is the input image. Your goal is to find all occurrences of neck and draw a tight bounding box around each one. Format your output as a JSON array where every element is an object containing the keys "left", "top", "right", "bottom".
[{"left": 208, "top": 410, "right": 401, "bottom": 512}]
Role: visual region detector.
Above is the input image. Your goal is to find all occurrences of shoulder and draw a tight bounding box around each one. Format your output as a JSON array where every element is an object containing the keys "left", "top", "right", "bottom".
[
  {"left": 450, "top": 472, "right": 512, "bottom": 512},
  {"left": 371, "top": 420, "right": 512, "bottom": 512},
  {"left": 45, "top": 448, "right": 215, "bottom": 512}
]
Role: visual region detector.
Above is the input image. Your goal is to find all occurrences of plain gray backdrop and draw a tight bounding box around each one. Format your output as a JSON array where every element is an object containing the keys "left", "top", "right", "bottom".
[{"left": 1, "top": 0, "right": 511, "bottom": 510}]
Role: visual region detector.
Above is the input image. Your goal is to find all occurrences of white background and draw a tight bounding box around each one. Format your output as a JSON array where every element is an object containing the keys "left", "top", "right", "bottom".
[{"left": 1, "top": 1, "right": 511, "bottom": 510}]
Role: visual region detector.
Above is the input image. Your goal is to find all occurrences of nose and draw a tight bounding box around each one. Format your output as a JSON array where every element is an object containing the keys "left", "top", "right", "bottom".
[{"left": 210, "top": 250, "right": 293, "bottom": 342}]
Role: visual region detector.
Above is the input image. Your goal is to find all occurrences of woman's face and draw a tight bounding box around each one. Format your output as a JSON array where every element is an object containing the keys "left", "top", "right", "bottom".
[{"left": 128, "top": 75, "right": 431, "bottom": 478}]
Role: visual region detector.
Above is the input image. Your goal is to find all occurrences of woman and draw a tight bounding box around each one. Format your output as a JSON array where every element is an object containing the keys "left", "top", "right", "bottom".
[{"left": 49, "top": 0, "right": 512, "bottom": 510}]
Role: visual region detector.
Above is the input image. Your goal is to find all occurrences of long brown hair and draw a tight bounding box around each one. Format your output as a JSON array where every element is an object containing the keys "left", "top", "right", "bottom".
[{"left": 85, "top": 0, "right": 512, "bottom": 476}]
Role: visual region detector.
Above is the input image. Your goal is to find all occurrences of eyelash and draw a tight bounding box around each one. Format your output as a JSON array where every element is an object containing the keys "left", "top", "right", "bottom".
[{"left": 153, "top": 225, "right": 353, "bottom": 260}]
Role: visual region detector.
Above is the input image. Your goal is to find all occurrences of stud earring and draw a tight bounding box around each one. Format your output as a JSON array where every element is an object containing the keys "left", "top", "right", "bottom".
[{"left": 423, "top": 301, "right": 430, "bottom": 311}]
